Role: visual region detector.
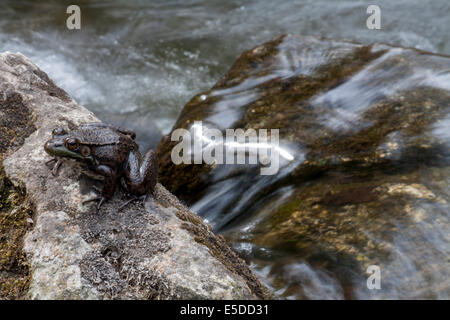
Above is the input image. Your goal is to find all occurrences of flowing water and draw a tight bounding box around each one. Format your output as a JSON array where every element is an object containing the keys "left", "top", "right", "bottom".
[
  {"left": 177, "top": 36, "right": 450, "bottom": 299},
  {"left": 1, "top": 0, "right": 449, "bottom": 299},
  {"left": 1, "top": 0, "right": 449, "bottom": 149}
]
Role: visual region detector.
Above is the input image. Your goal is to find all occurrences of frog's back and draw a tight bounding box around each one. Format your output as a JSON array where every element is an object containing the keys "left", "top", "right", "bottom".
[
  {"left": 77, "top": 126, "right": 138, "bottom": 168},
  {"left": 77, "top": 126, "right": 123, "bottom": 146}
]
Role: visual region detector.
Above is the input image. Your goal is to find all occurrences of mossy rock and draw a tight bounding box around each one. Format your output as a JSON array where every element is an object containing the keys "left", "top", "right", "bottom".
[
  {"left": 157, "top": 35, "right": 450, "bottom": 298},
  {"left": 0, "top": 165, "right": 33, "bottom": 299},
  {"left": 0, "top": 92, "right": 36, "bottom": 299},
  {"left": 158, "top": 35, "right": 450, "bottom": 204}
]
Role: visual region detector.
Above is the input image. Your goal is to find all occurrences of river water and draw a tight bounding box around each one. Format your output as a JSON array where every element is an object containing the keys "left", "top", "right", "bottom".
[{"left": 1, "top": 0, "right": 449, "bottom": 299}]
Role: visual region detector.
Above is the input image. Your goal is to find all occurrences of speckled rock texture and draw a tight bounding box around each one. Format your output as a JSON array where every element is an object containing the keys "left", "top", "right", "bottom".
[{"left": 0, "top": 51, "right": 271, "bottom": 300}]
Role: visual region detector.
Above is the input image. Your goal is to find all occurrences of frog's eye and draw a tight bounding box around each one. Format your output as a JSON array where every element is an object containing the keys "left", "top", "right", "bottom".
[
  {"left": 64, "top": 137, "right": 79, "bottom": 151},
  {"left": 80, "top": 146, "right": 91, "bottom": 157},
  {"left": 52, "top": 127, "right": 66, "bottom": 136}
]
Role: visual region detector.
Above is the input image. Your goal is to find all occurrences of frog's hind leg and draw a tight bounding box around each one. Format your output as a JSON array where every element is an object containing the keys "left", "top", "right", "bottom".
[
  {"left": 124, "top": 149, "right": 158, "bottom": 196},
  {"left": 141, "top": 149, "right": 158, "bottom": 194},
  {"left": 46, "top": 157, "right": 63, "bottom": 176},
  {"left": 83, "top": 164, "right": 117, "bottom": 210}
]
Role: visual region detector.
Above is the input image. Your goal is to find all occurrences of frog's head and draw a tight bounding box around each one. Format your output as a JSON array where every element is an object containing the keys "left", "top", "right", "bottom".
[{"left": 44, "top": 127, "right": 93, "bottom": 161}]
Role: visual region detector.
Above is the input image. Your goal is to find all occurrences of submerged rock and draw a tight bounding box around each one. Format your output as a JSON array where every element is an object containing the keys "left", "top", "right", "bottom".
[
  {"left": 0, "top": 52, "right": 271, "bottom": 300},
  {"left": 157, "top": 35, "right": 450, "bottom": 299}
]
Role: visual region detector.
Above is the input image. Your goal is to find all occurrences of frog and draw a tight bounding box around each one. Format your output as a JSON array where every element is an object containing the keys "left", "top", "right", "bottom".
[{"left": 44, "top": 122, "right": 158, "bottom": 209}]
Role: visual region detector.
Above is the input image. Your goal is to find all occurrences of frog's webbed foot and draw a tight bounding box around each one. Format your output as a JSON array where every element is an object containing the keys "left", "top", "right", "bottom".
[
  {"left": 118, "top": 194, "right": 146, "bottom": 212},
  {"left": 46, "top": 157, "right": 63, "bottom": 176},
  {"left": 82, "top": 195, "right": 107, "bottom": 210}
]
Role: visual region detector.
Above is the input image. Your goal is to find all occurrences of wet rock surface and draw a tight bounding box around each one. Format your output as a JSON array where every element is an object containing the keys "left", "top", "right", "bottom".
[
  {"left": 157, "top": 35, "right": 450, "bottom": 299},
  {"left": 0, "top": 51, "right": 271, "bottom": 300}
]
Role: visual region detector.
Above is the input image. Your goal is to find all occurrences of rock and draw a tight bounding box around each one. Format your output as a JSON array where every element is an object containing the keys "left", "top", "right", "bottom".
[
  {"left": 0, "top": 51, "right": 271, "bottom": 300},
  {"left": 157, "top": 35, "right": 450, "bottom": 299}
]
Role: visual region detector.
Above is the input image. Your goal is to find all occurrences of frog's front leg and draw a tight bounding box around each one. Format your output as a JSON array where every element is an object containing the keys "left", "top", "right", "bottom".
[
  {"left": 45, "top": 157, "right": 63, "bottom": 176},
  {"left": 124, "top": 149, "right": 158, "bottom": 196},
  {"left": 83, "top": 164, "right": 117, "bottom": 209}
]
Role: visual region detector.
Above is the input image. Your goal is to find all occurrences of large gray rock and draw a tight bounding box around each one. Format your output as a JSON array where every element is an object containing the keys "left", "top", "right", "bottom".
[{"left": 0, "top": 51, "right": 271, "bottom": 299}]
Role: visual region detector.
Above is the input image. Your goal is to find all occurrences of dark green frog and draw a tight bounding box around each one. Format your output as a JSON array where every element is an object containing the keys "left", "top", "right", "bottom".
[{"left": 44, "top": 122, "right": 158, "bottom": 209}]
